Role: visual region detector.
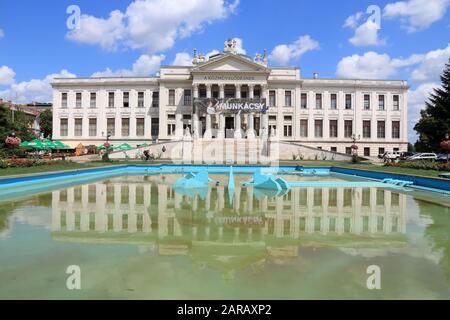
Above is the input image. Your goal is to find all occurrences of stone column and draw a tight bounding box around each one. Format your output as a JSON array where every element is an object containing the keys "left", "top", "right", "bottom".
[
  {"left": 234, "top": 84, "right": 243, "bottom": 139},
  {"left": 261, "top": 84, "right": 269, "bottom": 139},
  {"left": 203, "top": 84, "right": 212, "bottom": 140},
  {"left": 217, "top": 84, "right": 225, "bottom": 139},
  {"left": 192, "top": 84, "right": 200, "bottom": 139}
]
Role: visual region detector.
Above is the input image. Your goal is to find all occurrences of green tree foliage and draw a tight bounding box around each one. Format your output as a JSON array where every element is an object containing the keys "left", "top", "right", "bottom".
[
  {"left": 39, "top": 109, "right": 53, "bottom": 138},
  {"left": 414, "top": 59, "right": 450, "bottom": 152},
  {"left": 0, "top": 104, "right": 36, "bottom": 157}
]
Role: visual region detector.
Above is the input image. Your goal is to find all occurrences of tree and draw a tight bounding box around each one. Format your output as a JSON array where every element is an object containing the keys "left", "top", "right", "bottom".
[
  {"left": 39, "top": 109, "right": 53, "bottom": 138},
  {"left": 0, "top": 104, "right": 36, "bottom": 157},
  {"left": 414, "top": 59, "right": 450, "bottom": 152}
]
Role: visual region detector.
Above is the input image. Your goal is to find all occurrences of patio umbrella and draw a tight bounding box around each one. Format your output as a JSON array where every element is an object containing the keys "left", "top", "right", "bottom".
[
  {"left": 114, "top": 143, "right": 133, "bottom": 151},
  {"left": 52, "top": 141, "right": 71, "bottom": 149},
  {"left": 138, "top": 142, "right": 150, "bottom": 147},
  {"left": 19, "top": 140, "right": 32, "bottom": 147},
  {"left": 25, "top": 139, "right": 48, "bottom": 150}
]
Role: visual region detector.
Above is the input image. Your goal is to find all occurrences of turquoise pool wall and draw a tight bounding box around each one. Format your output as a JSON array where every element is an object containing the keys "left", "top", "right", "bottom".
[{"left": 0, "top": 165, "right": 449, "bottom": 193}]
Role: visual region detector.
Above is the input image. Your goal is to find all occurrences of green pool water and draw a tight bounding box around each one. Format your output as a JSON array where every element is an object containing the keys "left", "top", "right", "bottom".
[{"left": 0, "top": 173, "right": 449, "bottom": 299}]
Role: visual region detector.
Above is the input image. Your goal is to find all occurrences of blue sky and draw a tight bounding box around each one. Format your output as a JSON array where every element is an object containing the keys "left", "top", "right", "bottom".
[{"left": 0, "top": 0, "right": 449, "bottom": 142}]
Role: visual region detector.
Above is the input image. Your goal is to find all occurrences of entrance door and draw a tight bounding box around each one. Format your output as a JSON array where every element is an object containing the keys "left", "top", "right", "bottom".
[{"left": 225, "top": 116, "right": 234, "bottom": 139}]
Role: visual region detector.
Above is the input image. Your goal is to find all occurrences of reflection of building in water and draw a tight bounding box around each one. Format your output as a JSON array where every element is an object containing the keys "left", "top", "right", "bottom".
[
  {"left": 51, "top": 175, "right": 407, "bottom": 276},
  {"left": 52, "top": 175, "right": 406, "bottom": 239}
]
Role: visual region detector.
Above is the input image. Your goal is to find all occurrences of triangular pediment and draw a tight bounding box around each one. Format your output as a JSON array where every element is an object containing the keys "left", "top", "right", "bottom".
[{"left": 192, "top": 53, "right": 268, "bottom": 73}]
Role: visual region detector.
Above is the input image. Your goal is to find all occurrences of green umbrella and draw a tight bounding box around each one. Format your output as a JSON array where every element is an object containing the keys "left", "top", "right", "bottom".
[
  {"left": 52, "top": 141, "right": 71, "bottom": 149},
  {"left": 25, "top": 139, "right": 48, "bottom": 150},
  {"left": 138, "top": 142, "right": 150, "bottom": 147},
  {"left": 113, "top": 143, "right": 133, "bottom": 151},
  {"left": 19, "top": 141, "right": 32, "bottom": 147}
]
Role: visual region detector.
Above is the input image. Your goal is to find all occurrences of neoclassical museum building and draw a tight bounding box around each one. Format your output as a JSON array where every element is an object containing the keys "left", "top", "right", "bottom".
[{"left": 52, "top": 39, "right": 408, "bottom": 160}]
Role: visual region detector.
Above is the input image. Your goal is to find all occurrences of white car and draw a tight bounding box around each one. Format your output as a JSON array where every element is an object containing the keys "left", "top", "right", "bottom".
[
  {"left": 383, "top": 151, "right": 401, "bottom": 160},
  {"left": 407, "top": 153, "right": 437, "bottom": 161}
]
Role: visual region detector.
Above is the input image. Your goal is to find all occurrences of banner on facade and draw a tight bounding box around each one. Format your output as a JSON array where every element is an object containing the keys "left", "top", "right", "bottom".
[{"left": 194, "top": 98, "right": 268, "bottom": 115}]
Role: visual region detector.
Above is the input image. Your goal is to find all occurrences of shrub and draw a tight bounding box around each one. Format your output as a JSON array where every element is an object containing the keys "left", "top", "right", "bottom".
[
  {"left": 351, "top": 154, "right": 360, "bottom": 164},
  {"left": 384, "top": 160, "right": 450, "bottom": 171}
]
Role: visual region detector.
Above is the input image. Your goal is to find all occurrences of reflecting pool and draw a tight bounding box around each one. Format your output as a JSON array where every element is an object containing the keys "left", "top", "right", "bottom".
[{"left": 0, "top": 173, "right": 449, "bottom": 299}]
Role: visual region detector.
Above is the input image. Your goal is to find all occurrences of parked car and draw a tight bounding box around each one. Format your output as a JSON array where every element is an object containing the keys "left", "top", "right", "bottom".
[
  {"left": 407, "top": 153, "right": 437, "bottom": 161},
  {"left": 436, "top": 153, "right": 450, "bottom": 163},
  {"left": 382, "top": 151, "right": 401, "bottom": 161},
  {"left": 399, "top": 151, "right": 415, "bottom": 160}
]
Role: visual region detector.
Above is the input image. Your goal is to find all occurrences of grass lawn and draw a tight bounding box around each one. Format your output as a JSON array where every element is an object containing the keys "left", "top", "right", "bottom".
[
  {"left": 0, "top": 161, "right": 111, "bottom": 177},
  {"left": 0, "top": 159, "right": 447, "bottom": 179}
]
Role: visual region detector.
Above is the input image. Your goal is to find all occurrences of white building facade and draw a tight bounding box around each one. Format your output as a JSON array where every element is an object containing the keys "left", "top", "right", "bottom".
[{"left": 52, "top": 40, "right": 408, "bottom": 159}]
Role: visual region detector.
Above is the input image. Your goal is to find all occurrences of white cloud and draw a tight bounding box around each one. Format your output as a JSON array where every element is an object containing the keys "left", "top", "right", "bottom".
[
  {"left": 269, "top": 35, "right": 319, "bottom": 65},
  {"left": 172, "top": 52, "right": 193, "bottom": 66},
  {"left": 343, "top": 12, "right": 364, "bottom": 29},
  {"left": 336, "top": 52, "right": 397, "bottom": 79},
  {"left": 66, "top": 10, "right": 126, "bottom": 51},
  {"left": 335, "top": 48, "right": 446, "bottom": 79},
  {"left": 410, "top": 43, "right": 450, "bottom": 82},
  {"left": 349, "top": 20, "right": 386, "bottom": 46},
  {"left": 408, "top": 82, "right": 440, "bottom": 141},
  {"left": 0, "top": 66, "right": 15, "bottom": 85},
  {"left": 0, "top": 70, "right": 76, "bottom": 103},
  {"left": 66, "top": 0, "right": 239, "bottom": 53},
  {"left": 384, "top": 0, "right": 450, "bottom": 32},
  {"left": 0, "top": 28, "right": 4, "bottom": 38},
  {"left": 92, "top": 54, "right": 165, "bottom": 77},
  {"left": 206, "top": 49, "right": 220, "bottom": 59}
]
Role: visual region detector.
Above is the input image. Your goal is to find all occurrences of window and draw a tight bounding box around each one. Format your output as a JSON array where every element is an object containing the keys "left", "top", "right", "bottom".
[
  {"left": 89, "top": 118, "right": 97, "bottom": 137},
  {"left": 377, "top": 121, "right": 385, "bottom": 138},
  {"left": 123, "top": 92, "right": 129, "bottom": 108},
  {"left": 74, "top": 118, "right": 82, "bottom": 136},
  {"left": 344, "top": 120, "right": 353, "bottom": 138},
  {"left": 284, "top": 125, "right": 292, "bottom": 137},
  {"left": 329, "top": 120, "right": 338, "bottom": 138},
  {"left": 60, "top": 118, "right": 68, "bottom": 136},
  {"left": 314, "top": 120, "right": 323, "bottom": 138},
  {"left": 363, "top": 120, "right": 371, "bottom": 138},
  {"left": 254, "top": 88, "right": 261, "bottom": 99},
  {"left": 345, "top": 94, "right": 352, "bottom": 109},
  {"left": 345, "top": 147, "right": 352, "bottom": 155},
  {"left": 378, "top": 95, "right": 385, "bottom": 110},
  {"left": 269, "top": 90, "right": 276, "bottom": 107},
  {"left": 151, "top": 118, "right": 159, "bottom": 136},
  {"left": 315, "top": 93, "right": 322, "bottom": 109},
  {"left": 183, "top": 89, "right": 192, "bottom": 106},
  {"left": 121, "top": 118, "right": 130, "bottom": 136},
  {"left": 168, "top": 89, "right": 175, "bottom": 105},
  {"left": 301, "top": 93, "right": 307, "bottom": 109},
  {"left": 300, "top": 119, "right": 308, "bottom": 137},
  {"left": 364, "top": 147, "right": 370, "bottom": 157},
  {"left": 107, "top": 118, "right": 115, "bottom": 136},
  {"left": 167, "top": 123, "right": 176, "bottom": 136},
  {"left": 76, "top": 92, "right": 82, "bottom": 108},
  {"left": 284, "top": 116, "right": 292, "bottom": 137},
  {"left": 392, "top": 121, "right": 400, "bottom": 139},
  {"left": 136, "top": 118, "right": 145, "bottom": 136},
  {"left": 90, "top": 92, "right": 96, "bottom": 108},
  {"left": 108, "top": 92, "right": 115, "bottom": 108},
  {"left": 379, "top": 147, "right": 385, "bottom": 155},
  {"left": 138, "top": 92, "right": 144, "bottom": 108},
  {"left": 152, "top": 91, "right": 159, "bottom": 108},
  {"left": 331, "top": 147, "right": 337, "bottom": 152},
  {"left": 285, "top": 91, "right": 292, "bottom": 107},
  {"left": 364, "top": 94, "right": 370, "bottom": 110},
  {"left": 393, "top": 95, "right": 399, "bottom": 110},
  {"left": 330, "top": 94, "right": 337, "bottom": 109},
  {"left": 61, "top": 93, "right": 67, "bottom": 108}
]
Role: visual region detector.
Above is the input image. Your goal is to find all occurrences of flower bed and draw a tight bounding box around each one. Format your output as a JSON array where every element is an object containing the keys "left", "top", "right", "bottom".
[
  {"left": 0, "top": 159, "right": 71, "bottom": 169},
  {"left": 384, "top": 160, "right": 450, "bottom": 171}
]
